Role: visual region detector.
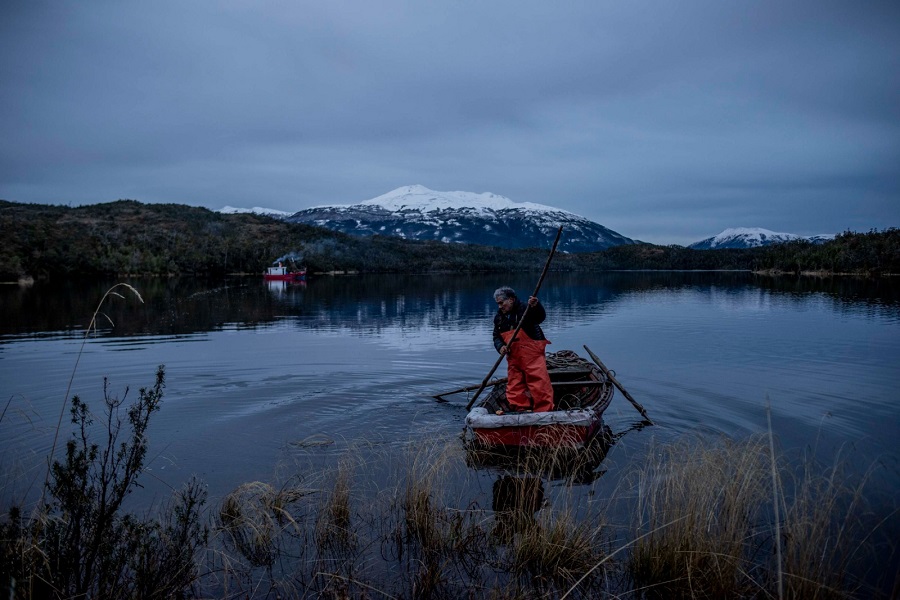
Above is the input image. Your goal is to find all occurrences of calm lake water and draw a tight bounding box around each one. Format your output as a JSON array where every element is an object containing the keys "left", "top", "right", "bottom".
[{"left": 2, "top": 272, "right": 898, "bottom": 549}]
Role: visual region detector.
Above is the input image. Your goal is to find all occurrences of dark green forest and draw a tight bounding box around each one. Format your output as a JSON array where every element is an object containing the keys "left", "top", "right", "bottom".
[{"left": 1, "top": 199, "right": 897, "bottom": 278}]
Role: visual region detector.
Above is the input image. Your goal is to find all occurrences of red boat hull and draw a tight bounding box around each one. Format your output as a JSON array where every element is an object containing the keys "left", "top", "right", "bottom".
[
  {"left": 472, "top": 421, "right": 602, "bottom": 449},
  {"left": 263, "top": 273, "right": 306, "bottom": 281},
  {"left": 264, "top": 264, "right": 306, "bottom": 281}
]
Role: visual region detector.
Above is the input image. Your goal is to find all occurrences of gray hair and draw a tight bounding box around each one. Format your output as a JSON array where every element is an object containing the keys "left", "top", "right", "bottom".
[{"left": 493, "top": 286, "right": 517, "bottom": 302}]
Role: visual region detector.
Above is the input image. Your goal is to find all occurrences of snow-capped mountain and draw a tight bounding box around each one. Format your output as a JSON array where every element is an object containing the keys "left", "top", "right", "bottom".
[
  {"left": 689, "top": 228, "right": 835, "bottom": 250},
  {"left": 219, "top": 205, "right": 292, "bottom": 218},
  {"left": 284, "top": 185, "right": 635, "bottom": 252},
  {"left": 805, "top": 234, "right": 838, "bottom": 245}
]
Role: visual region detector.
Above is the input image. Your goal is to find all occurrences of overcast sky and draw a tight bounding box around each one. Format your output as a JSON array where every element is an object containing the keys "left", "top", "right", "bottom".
[{"left": 1, "top": 1, "right": 898, "bottom": 245}]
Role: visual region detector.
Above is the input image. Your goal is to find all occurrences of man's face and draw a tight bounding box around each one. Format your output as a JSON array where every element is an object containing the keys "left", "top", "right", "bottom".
[{"left": 496, "top": 296, "right": 514, "bottom": 313}]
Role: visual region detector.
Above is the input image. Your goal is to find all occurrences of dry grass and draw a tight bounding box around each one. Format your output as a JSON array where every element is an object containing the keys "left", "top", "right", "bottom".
[
  {"left": 510, "top": 508, "right": 606, "bottom": 590},
  {"left": 197, "top": 432, "right": 895, "bottom": 599},
  {"left": 315, "top": 456, "right": 356, "bottom": 552},
  {"left": 387, "top": 439, "right": 476, "bottom": 597},
  {"left": 628, "top": 435, "right": 771, "bottom": 598},
  {"left": 217, "top": 480, "right": 312, "bottom": 569},
  {"left": 776, "top": 455, "right": 881, "bottom": 599},
  {"left": 400, "top": 440, "right": 456, "bottom": 552},
  {"left": 623, "top": 434, "right": 892, "bottom": 600}
]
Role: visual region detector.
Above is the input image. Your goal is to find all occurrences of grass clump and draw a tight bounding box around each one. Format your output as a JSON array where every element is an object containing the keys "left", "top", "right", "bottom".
[
  {"left": 219, "top": 480, "right": 302, "bottom": 568},
  {"left": 510, "top": 507, "right": 606, "bottom": 591},
  {"left": 775, "top": 455, "right": 881, "bottom": 599},
  {"left": 315, "top": 457, "right": 356, "bottom": 552},
  {"left": 625, "top": 434, "right": 891, "bottom": 599},
  {"left": 388, "top": 440, "right": 484, "bottom": 597},
  {"left": 628, "top": 435, "right": 770, "bottom": 598}
]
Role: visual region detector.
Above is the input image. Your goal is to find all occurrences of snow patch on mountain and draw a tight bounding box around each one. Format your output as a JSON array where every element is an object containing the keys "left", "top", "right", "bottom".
[
  {"left": 712, "top": 227, "right": 800, "bottom": 246},
  {"left": 351, "top": 184, "right": 575, "bottom": 216},
  {"left": 689, "top": 227, "right": 835, "bottom": 249}
]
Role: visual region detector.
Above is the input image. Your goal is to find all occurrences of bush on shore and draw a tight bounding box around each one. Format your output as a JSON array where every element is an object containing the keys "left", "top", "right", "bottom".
[{"left": 0, "top": 366, "right": 208, "bottom": 599}]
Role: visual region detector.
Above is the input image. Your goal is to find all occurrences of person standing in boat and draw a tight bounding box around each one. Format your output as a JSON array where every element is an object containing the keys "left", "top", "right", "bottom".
[{"left": 492, "top": 286, "right": 554, "bottom": 413}]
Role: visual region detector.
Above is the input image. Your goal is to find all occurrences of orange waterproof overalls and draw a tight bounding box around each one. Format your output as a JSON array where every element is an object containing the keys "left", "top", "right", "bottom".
[{"left": 501, "top": 329, "right": 554, "bottom": 412}]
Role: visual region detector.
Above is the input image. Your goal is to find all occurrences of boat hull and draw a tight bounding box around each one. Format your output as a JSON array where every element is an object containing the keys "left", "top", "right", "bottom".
[
  {"left": 463, "top": 349, "right": 614, "bottom": 450},
  {"left": 466, "top": 406, "right": 606, "bottom": 449},
  {"left": 263, "top": 273, "right": 306, "bottom": 281},
  {"left": 472, "top": 422, "right": 602, "bottom": 448}
]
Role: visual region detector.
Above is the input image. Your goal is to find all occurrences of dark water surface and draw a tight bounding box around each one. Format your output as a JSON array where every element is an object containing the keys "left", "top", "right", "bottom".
[{"left": 2, "top": 273, "right": 898, "bottom": 539}]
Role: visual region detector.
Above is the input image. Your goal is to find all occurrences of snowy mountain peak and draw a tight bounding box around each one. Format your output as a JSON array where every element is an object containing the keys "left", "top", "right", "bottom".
[
  {"left": 690, "top": 227, "right": 835, "bottom": 249},
  {"left": 357, "top": 185, "right": 572, "bottom": 216},
  {"left": 712, "top": 227, "right": 799, "bottom": 245},
  {"left": 288, "top": 185, "right": 634, "bottom": 252}
]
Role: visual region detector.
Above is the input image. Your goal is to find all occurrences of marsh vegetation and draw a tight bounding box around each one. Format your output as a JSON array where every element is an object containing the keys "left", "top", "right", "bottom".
[{"left": 2, "top": 378, "right": 894, "bottom": 598}]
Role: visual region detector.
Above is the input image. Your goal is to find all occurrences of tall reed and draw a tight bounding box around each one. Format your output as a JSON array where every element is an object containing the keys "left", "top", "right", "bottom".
[
  {"left": 628, "top": 435, "right": 774, "bottom": 598},
  {"left": 624, "top": 434, "right": 888, "bottom": 599},
  {"left": 775, "top": 453, "right": 880, "bottom": 599},
  {"left": 47, "top": 283, "right": 144, "bottom": 492}
]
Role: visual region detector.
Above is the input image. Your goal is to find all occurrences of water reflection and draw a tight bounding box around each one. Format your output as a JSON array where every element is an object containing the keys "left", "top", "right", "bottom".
[
  {"left": 464, "top": 427, "right": 614, "bottom": 485},
  {"left": 265, "top": 279, "right": 306, "bottom": 295},
  {"left": 491, "top": 475, "right": 545, "bottom": 540},
  {"left": 3, "top": 272, "right": 898, "bottom": 342}
]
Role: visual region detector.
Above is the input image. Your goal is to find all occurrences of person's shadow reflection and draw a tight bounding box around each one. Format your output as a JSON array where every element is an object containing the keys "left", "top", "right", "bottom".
[{"left": 491, "top": 475, "right": 545, "bottom": 541}]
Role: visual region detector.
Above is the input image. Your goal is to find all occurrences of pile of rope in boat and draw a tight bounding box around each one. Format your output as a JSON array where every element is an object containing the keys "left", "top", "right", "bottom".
[
  {"left": 546, "top": 350, "right": 602, "bottom": 410},
  {"left": 546, "top": 349, "right": 596, "bottom": 373}
]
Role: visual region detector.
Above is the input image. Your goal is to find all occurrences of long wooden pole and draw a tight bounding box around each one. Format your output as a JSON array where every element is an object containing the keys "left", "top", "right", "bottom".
[
  {"left": 583, "top": 344, "right": 653, "bottom": 424},
  {"left": 465, "top": 226, "right": 563, "bottom": 411}
]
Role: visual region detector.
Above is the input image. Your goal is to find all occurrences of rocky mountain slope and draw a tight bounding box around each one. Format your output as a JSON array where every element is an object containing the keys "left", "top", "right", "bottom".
[{"left": 283, "top": 185, "right": 636, "bottom": 252}]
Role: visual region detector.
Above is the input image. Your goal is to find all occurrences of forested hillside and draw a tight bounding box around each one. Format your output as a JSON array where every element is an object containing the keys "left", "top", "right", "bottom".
[
  {"left": 1, "top": 200, "right": 896, "bottom": 278},
  {"left": 0, "top": 200, "right": 556, "bottom": 278},
  {"left": 571, "top": 230, "right": 899, "bottom": 275}
]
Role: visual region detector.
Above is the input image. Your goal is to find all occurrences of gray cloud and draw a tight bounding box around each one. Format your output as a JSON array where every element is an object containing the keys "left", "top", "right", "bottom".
[{"left": 1, "top": 0, "right": 897, "bottom": 245}]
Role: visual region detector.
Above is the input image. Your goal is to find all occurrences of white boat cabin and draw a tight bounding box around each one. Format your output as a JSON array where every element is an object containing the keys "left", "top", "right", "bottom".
[{"left": 267, "top": 264, "right": 288, "bottom": 277}]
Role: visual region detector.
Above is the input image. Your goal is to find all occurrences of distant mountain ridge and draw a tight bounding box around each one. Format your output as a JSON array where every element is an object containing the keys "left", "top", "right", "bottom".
[
  {"left": 689, "top": 227, "right": 835, "bottom": 250},
  {"left": 281, "top": 185, "right": 636, "bottom": 253},
  {"left": 220, "top": 205, "right": 292, "bottom": 217}
]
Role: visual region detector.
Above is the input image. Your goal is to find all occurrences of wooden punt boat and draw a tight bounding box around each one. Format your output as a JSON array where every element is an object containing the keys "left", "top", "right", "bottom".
[{"left": 464, "top": 349, "right": 615, "bottom": 449}]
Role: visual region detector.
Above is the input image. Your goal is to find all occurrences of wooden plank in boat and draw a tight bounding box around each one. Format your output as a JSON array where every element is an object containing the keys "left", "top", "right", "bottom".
[{"left": 551, "top": 380, "right": 608, "bottom": 388}]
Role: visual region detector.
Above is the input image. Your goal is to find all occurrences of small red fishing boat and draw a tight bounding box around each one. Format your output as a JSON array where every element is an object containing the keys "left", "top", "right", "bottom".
[
  {"left": 264, "top": 263, "right": 307, "bottom": 281},
  {"left": 463, "top": 350, "right": 615, "bottom": 449}
]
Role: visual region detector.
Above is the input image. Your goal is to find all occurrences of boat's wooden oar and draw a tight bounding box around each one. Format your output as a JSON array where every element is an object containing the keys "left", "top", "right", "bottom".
[
  {"left": 583, "top": 344, "right": 653, "bottom": 424},
  {"left": 433, "top": 378, "right": 508, "bottom": 400},
  {"left": 465, "top": 226, "right": 564, "bottom": 411},
  {"left": 435, "top": 375, "right": 603, "bottom": 400}
]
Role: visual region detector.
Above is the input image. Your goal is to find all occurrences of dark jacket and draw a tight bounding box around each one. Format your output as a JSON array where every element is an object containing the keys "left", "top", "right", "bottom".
[{"left": 493, "top": 299, "right": 547, "bottom": 353}]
